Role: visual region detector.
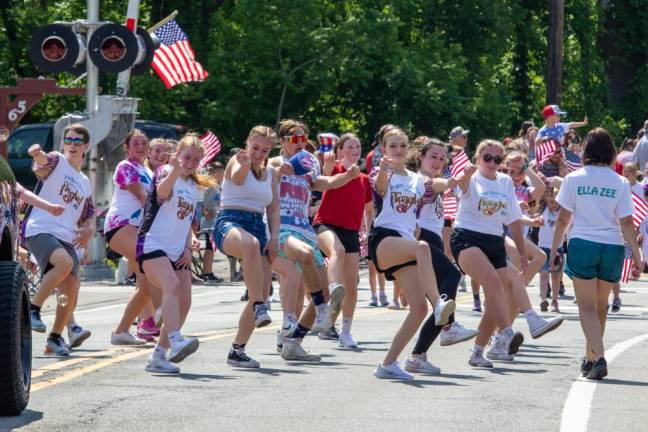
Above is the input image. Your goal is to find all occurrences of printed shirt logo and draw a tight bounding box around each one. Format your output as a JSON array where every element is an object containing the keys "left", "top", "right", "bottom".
[
  {"left": 477, "top": 191, "right": 508, "bottom": 216},
  {"left": 389, "top": 182, "right": 419, "bottom": 214},
  {"left": 59, "top": 175, "right": 85, "bottom": 210},
  {"left": 176, "top": 196, "right": 194, "bottom": 220}
]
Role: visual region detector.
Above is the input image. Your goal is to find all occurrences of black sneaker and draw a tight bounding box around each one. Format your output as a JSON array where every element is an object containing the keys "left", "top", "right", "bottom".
[
  {"left": 611, "top": 298, "right": 621, "bottom": 313},
  {"left": 125, "top": 273, "right": 137, "bottom": 285},
  {"left": 253, "top": 303, "right": 271, "bottom": 327},
  {"left": 580, "top": 357, "right": 594, "bottom": 377},
  {"left": 540, "top": 300, "right": 549, "bottom": 312},
  {"left": 201, "top": 272, "right": 224, "bottom": 283},
  {"left": 318, "top": 326, "right": 340, "bottom": 340},
  {"left": 587, "top": 357, "right": 608, "bottom": 380},
  {"left": 240, "top": 290, "right": 249, "bottom": 302},
  {"left": 227, "top": 348, "right": 260, "bottom": 368}
]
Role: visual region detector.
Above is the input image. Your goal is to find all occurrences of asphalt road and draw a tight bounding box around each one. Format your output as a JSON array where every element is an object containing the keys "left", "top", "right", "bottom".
[{"left": 2, "top": 273, "right": 647, "bottom": 432}]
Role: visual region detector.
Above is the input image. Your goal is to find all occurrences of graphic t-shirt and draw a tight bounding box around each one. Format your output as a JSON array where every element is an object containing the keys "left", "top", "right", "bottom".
[
  {"left": 137, "top": 165, "right": 199, "bottom": 261},
  {"left": 417, "top": 176, "right": 444, "bottom": 237},
  {"left": 278, "top": 155, "right": 318, "bottom": 240},
  {"left": 454, "top": 171, "right": 523, "bottom": 236},
  {"left": 25, "top": 152, "right": 94, "bottom": 245},
  {"left": 372, "top": 169, "right": 425, "bottom": 240},
  {"left": 104, "top": 159, "right": 153, "bottom": 232},
  {"left": 538, "top": 207, "right": 561, "bottom": 248},
  {"left": 556, "top": 166, "right": 633, "bottom": 245},
  {"left": 538, "top": 122, "right": 570, "bottom": 145}
]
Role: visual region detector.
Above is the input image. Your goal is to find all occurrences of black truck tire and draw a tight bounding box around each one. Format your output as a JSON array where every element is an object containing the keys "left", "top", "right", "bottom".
[{"left": 0, "top": 262, "right": 31, "bottom": 416}]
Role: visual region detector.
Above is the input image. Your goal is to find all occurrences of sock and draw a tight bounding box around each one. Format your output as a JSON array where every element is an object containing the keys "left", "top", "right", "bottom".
[
  {"left": 31, "top": 303, "right": 41, "bottom": 313},
  {"left": 524, "top": 309, "right": 538, "bottom": 319},
  {"left": 311, "top": 290, "right": 325, "bottom": 306},
  {"left": 473, "top": 344, "right": 484, "bottom": 355},
  {"left": 290, "top": 324, "right": 310, "bottom": 340},
  {"left": 253, "top": 301, "right": 264, "bottom": 308},
  {"left": 282, "top": 313, "right": 297, "bottom": 330},
  {"left": 49, "top": 332, "right": 61, "bottom": 341},
  {"left": 153, "top": 344, "right": 167, "bottom": 359},
  {"left": 342, "top": 317, "right": 352, "bottom": 334},
  {"left": 231, "top": 343, "right": 245, "bottom": 351},
  {"left": 473, "top": 294, "right": 480, "bottom": 302},
  {"left": 168, "top": 330, "right": 183, "bottom": 346},
  {"left": 500, "top": 326, "right": 514, "bottom": 338}
]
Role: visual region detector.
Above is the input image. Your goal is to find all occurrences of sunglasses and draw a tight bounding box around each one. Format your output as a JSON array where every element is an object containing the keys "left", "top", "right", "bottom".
[
  {"left": 63, "top": 137, "right": 86, "bottom": 147},
  {"left": 284, "top": 135, "right": 307, "bottom": 145},
  {"left": 482, "top": 153, "right": 503, "bottom": 164}
]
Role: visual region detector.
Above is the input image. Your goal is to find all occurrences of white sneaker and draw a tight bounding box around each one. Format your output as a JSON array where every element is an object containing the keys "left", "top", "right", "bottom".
[
  {"left": 440, "top": 322, "right": 478, "bottom": 346},
  {"left": 154, "top": 307, "right": 163, "bottom": 328},
  {"left": 281, "top": 338, "right": 321, "bottom": 362},
  {"left": 329, "top": 283, "right": 345, "bottom": 316},
  {"left": 468, "top": 349, "right": 493, "bottom": 368},
  {"left": 68, "top": 325, "right": 91, "bottom": 349},
  {"left": 338, "top": 332, "right": 358, "bottom": 349},
  {"left": 527, "top": 314, "right": 564, "bottom": 339},
  {"left": 111, "top": 331, "right": 146, "bottom": 346},
  {"left": 458, "top": 275, "right": 467, "bottom": 292},
  {"left": 433, "top": 295, "right": 456, "bottom": 326},
  {"left": 404, "top": 353, "right": 441, "bottom": 374},
  {"left": 374, "top": 362, "right": 414, "bottom": 380},
  {"left": 145, "top": 355, "right": 180, "bottom": 373},
  {"left": 501, "top": 330, "right": 525, "bottom": 355},
  {"left": 486, "top": 335, "right": 514, "bottom": 361},
  {"left": 312, "top": 303, "right": 332, "bottom": 333},
  {"left": 168, "top": 337, "right": 199, "bottom": 363},
  {"left": 277, "top": 321, "right": 297, "bottom": 353}
]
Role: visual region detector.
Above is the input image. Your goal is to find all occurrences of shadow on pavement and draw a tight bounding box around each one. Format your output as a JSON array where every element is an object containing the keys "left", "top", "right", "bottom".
[
  {"left": 598, "top": 378, "right": 648, "bottom": 387},
  {"left": 396, "top": 379, "right": 464, "bottom": 388},
  {"left": 153, "top": 372, "right": 236, "bottom": 381},
  {"left": 486, "top": 367, "right": 548, "bottom": 375},
  {"left": 238, "top": 367, "right": 308, "bottom": 376},
  {"left": 0, "top": 409, "right": 44, "bottom": 429}
]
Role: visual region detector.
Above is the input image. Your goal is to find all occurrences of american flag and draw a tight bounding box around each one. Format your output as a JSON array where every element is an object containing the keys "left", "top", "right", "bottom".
[
  {"left": 536, "top": 139, "right": 559, "bottom": 165},
  {"left": 565, "top": 150, "right": 583, "bottom": 172},
  {"left": 198, "top": 131, "right": 221, "bottom": 168},
  {"left": 450, "top": 150, "right": 469, "bottom": 178},
  {"left": 621, "top": 243, "right": 633, "bottom": 284},
  {"left": 152, "top": 19, "right": 209, "bottom": 89},
  {"left": 631, "top": 191, "right": 648, "bottom": 228},
  {"left": 443, "top": 190, "right": 458, "bottom": 219}
]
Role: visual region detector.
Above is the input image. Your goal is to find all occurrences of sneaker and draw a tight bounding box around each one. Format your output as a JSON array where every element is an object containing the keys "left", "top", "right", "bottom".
[
  {"left": 611, "top": 298, "right": 621, "bottom": 313},
  {"left": 111, "top": 331, "right": 146, "bottom": 346},
  {"left": 404, "top": 353, "right": 441, "bottom": 374},
  {"left": 369, "top": 296, "right": 379, "bottom": 307},
  {"left": 31, "top": 310, "right": 46, "bottom": 333},
  {"left": 254, "top": 303, "right": 272, "bottom": 328},
  {"left": 168, "top": 337, "right": 200, "bottom": 363},
  {"left": 145, "top": 355, "right": 180, "bottom": 373},
  {"left": 338, "top": 332, "right": 359, "bottom": 349},
  {"left": 486, "top": 335, "right": 514, "bottom": 361},
  {"left": 580, "top": 357, "right": 594, "bottom": 377},
  {"left": 527, "top": 314, "right": 564, "bottom": 339},
  {"left": 137, "top": 317, "right": 160, "bottom": 336},
  {"left": 265, "top": 299, "right": 272, "bottom": 311},
  {"left": 472, "top": 298, "right": 482, "bottom": 313},
  {"left": 458, "top": 275, "right": 467, "bottom": 292},
  {"left": 329, "top": 283, "right": 345, "bottom": 316},
  {"left": 154, "top": 307, "right": 163, "bottom": 328},
  {"left": 388, "top": 300, "right": 401, "bottom": 310},
  {"left": 551, "top": 300, "right": 560, "bottom": 313},
  {"left": 440, "top": 322, "right": 479, "bottom": 346},
  {"left": 201, "top": 272, "right": 224, "bottom": 283},
  {"left": 136, "top": 329, "right": 156, "bottom": 343},
  {"left": 318, "top": 326, "right": 339, "bottom": 341},
  {"left": 277, "top": 321, "right": 297, "bottom": 353},
  {"left": 379, "top": 292, "right": 389, "bottom": 307},
  {"left": 281, "top": 338, "right": 321, "bottom": 361},
  {"left": 587, "top": 357, "right": 608, "bottom": 380},
  {"left": 502, "top": 330, "right": 525, "bottom": 355},
  {"left": 240, "top": 290, "right": 249, "bottom": 302},
  {"left": 125, "top": 273, "right": 136, "bottom": 285},
  {"left": 44, "top": 336, "right": 70, "bottom": 356},
  {"left": 468, "top": 349, "right": 493, "bottom": 368},
  {"left": 540, "top": 300, "right": 549, "bottom": 312},
  {"left": 227, "top": 348, "right": 260, "bottom": 368},
  {"left": 67, "top": 325, "right": 91, "bottom": 349},
  {"left": 433, "top": 295, "right": 456, "bottom": 326},
  {"left": 312, "top": 304, "right": 332, "bottom": 333},
  {"left": 374, "top": 362, "right": 414, "bottom": 380}
]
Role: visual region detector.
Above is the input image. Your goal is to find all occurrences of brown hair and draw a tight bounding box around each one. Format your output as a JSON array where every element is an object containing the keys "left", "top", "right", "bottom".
[
  {"left": 583, "top": 128, "right": 616, "bottom": 166},
  {"left": 338, "top": 132, "right": 360, "bottom": 151},
  {"left": 278, "top": 119, "right": 309, "bottom": 139},
  {"left": 63, "top": 123, "right": 90, "bottom": 144},
  {"left": 176, "top": 133, "right": 216, "bottom": 188},
  {"left": 380, "top": 125, "right": 408, "bottom": 147},
  {"left": 474, "top": 139, "right": 505, "bottom": 161},
  {"left": 124, "top": 128, "right": 148, "bottom": 147}
]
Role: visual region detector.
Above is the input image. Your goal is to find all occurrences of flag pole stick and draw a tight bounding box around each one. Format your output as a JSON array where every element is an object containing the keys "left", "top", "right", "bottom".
[{"left": 65, "top": 10, "right": 179, "bottom": 87}]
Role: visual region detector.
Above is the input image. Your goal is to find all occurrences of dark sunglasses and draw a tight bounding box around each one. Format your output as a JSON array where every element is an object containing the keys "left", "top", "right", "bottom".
[
  {"left": 284, "top": 135, "right": 307, "bottom": 145},
  {"left": 482, "top": 153, "right": 503, "bottom": 164},
  {"left": 63, "top": 137, "right": 86, "bottom": 147}
]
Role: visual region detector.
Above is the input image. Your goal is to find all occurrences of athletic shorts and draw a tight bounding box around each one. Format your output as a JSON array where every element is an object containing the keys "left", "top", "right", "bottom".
[
  {"left": 540, "top": 246, "right": 564, "bottom": 273},
  {"left": 25, "top": 233, "right": 80, "bottom": 278},
  {"left": 450, "top": 228, "right": 507, "bottom": 273},
  {"left": 137, "top": 249, "right": 190, "bottom": 275},
  {"left": 278, "top": 228, "right": 325, "bottom": 271},
  {"left": 565, "top": 238, "right": 624, "bottom": 283},
  {"left": 314, "top": 223, "right": 360, "bottom": 253},
  {"left": 214, "top": 209, "right": 267, "bottom": 255},
  {"left": 367, "top": 227, "right": 416, "bottom": 281}
]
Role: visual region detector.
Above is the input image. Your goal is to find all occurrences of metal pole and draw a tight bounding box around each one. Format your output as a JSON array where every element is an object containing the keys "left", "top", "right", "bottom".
[
  {"left": 86, "top": 0, "right": 99, "bottom": 114},
  {"left": 115, "top": 0, "right": 141, "bottom": 97}
]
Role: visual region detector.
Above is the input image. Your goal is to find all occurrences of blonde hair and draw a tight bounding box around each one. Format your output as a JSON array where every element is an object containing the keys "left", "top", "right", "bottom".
[
  {"left": 623, "top": 162, "right": 639, "bottom": 174},
  {"left": 176, "top": 133, "right": 217, "bottom": 188},
  {"left": 504, "top": 150, "right": 527, "bottom": 165},
  {"left": 246, "top": 125, "right": 277, "bottom": 179},
  {"left": 146, "top": 138, "right": 176, "bottom": 170},
  {"left": 382, "top": 126, "right": 408, "bottom": 145},
  {"left": 475, "top": 139, "right": 505, "bottom": 161}
]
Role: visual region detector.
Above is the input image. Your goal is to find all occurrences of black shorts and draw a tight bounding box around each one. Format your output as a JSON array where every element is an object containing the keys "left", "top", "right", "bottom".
[
  {"left": 418, "top": 228, "right": 444, "bottom": 251},
  {"left": 204, "top": 231, "right": 213, "bottom": 251},
  {"left": 450, "top": 228, "right": 507, "bottom": 273},
  {"left": 105, "top": 225, "right": 127, "bottom": 245},
  {"left": 137, "top": 250, "right": 190, "bottom": 275},
  {"left": 368, "top": 227, "right": 416, "bottom": 281},
  {"left": 315, "top": 223, "right": 360, "bottom": 254}
]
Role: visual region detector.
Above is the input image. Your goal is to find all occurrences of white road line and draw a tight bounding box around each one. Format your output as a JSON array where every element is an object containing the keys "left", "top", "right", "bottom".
[{"left": 559, "top": 332, "right": 648, "bottom": 432}]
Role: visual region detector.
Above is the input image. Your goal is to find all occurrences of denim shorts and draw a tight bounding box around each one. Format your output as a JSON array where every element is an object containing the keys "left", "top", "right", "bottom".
[
  {"left": 565, "top": 238, "right": 624, "bottom": 283},
  {"left": 214, "top": 209, "right": 268, "bottom": 255},
  {"left": 278, "top": 227, "right": 325, "bottom": 271}
]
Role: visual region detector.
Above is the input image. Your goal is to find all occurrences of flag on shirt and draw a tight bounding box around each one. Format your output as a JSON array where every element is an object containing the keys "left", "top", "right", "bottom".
[
  {"left": 565, "top": 150, "right": 583, "bottom": 172},
  {"left": 152, "top": 19, "right": 209, "bottom": 89},
  {"left": 450, "top": 150, "right": 470, "bottom": 178},
  {"left": 621, "top": 243, "right": 633, "bottom": 284},
  {"left": 631, "top": 191, "right": 648, "bottom": 228},
  {"left": 536, "top": 139, "right": 559, "bottom": 165},
  {"left": 198, "top": 131, "right": 221, "bottom": 168}
]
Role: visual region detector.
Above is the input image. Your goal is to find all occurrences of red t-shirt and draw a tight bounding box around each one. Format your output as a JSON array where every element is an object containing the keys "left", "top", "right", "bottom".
[
  {"left": 314, "top": 164, "right": 373, "bottom": 231},
  {"left": 365, "top": 149, "right": 375, "bottom": 174}
]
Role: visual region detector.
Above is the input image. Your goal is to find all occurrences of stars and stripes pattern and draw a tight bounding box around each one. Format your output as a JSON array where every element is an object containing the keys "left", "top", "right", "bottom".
[
  {"left": 441, "top": 166, "right": 457, "bottom": 219},
  {"left": 317, "top": 133, "right": 338, "bottom": 153},
  {"left": 565, "top": 150, "right": 583, "bottom": 172},
  {"left": 536, "top": 139, "right": 559, "bottom": 165},
  {"left": 198, "top": 131, "right": 221, "bottom": 168},
  {"left": 631, "top": 191, "right": 648, "bottom": 228},
  {"left": 152, "top": 19, "right": 209, "bottom": 89},
  {"left": 450, "top": 150, "right": 469, "bottom": 178},
  {"left": 621, "top": 243, "right": 633, "bottom": 284}
]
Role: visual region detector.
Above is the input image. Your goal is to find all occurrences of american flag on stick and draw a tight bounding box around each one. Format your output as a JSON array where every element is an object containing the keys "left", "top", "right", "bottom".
[
  {"left": 152, "top": 19, "right": 209, "bottom": 89},
  {"left": 198, "top": 131, "right": 221, "bottom": 168},
  {"left": 441, "top": 167, "right": 457, "bottom": 219},
  {"left": 631, "top": 191, "right": 648, "bottom": 228},
  {"left": 536, "top": 139, "right": 559, "bottom": 165},
  {"left": 450, "top": 150, "right": 469, "bottom": 178},
  {"left": 621, "top": 243, "right": 633, "bottom": 284},
  {"left": 565, "top": 150, "right": 583, "bottom": 172}
]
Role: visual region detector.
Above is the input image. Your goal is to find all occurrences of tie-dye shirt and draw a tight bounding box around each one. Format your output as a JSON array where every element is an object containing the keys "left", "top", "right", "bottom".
[{"left": 104, "top": 159, "right": 153, "bottom": 233}]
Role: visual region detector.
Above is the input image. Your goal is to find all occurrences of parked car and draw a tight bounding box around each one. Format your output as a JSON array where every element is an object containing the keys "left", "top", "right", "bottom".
[{"left": 7, "top": 120, "right": 185, "bottom": 190}]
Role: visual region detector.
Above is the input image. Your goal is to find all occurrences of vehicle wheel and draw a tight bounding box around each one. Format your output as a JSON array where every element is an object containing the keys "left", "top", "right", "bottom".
[{"left": 0, "top": 262, "right": 31, "bottom": 416}]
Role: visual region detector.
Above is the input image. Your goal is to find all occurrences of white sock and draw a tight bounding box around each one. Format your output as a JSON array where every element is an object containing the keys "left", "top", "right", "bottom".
[
  {"left": 524, "top": 309, "right": 538, "bottom": 319},
  {"left": 168, "top": 330, "right": 183, "bottom": 347},
  {"left": 282, "top": 313, "right": 297, "bottom": 329},
  {"left": 473, "top": 344, "right": 484, "bottom": 355},
  {"left": 153, "top": 344, "right": 167, "bottom": 359},
  {"left": 342, "top": 317, "right": 352, "bottom": 334},
  {"left": 500, "top": 326, "right": 514, "bottom": 338}
]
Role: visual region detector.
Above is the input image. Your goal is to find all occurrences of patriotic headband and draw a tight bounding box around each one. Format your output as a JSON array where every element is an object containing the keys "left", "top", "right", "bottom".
[{"left": 317, "top": 133, "right": 338, "bottom": 152}]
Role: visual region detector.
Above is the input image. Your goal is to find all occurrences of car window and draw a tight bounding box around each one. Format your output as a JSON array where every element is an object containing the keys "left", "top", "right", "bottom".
[
  {"left": 8, "top": 128, "right": 51, "bottom": 158},
  {"left": 138, "top": 125, "right": 179, "bottom": 141}
]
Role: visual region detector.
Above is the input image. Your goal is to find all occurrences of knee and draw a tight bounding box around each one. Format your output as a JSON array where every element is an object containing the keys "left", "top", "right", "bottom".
[
  {"left": 242, "top": 238, "right": 261, "bottom": 259},
  {"left": 55, "top": 254, "right": 74, "bottom": 274},
  {"left": 410, "top": 301, "right": 428, "bottom": 321},
  {"left": 298, "top": 248, "right": 315, "bottom": 265},
  {"left": 416, "top": 241, "right": 431, "bottom": 258},
  {"left": 482, "top": 273, "right": 503, "bottom": 292},
  {"left": 165, "top": 278, "right": 181, "bottom": 297}
]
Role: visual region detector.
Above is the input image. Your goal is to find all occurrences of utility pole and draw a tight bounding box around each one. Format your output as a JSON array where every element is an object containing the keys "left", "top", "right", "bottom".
[{"left": 547, "top": 0, "right": 564, "bottom": 104}]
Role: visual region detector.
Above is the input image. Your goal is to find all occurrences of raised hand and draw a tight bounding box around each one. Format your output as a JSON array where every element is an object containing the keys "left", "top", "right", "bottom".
[
  {"left": 28, "top": 144, "right": 43, "bottom": 158},
  {"left": 235, "top": 149, "right": 251, "bottom": 167},
  {"left": 379, "top": 156, "right": 392, "bottom": 171}
]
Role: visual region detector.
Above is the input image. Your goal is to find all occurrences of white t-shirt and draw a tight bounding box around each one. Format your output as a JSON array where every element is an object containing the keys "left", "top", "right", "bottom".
[
  {"left": 373, "top": 170, "right": 425, "bottom": 240},
  {"left": 417, "top": 176, "right": 444, "bottom": 237},
  {"left": 454, "top": 171, "right": 523, "bottom": 236},
  {"left": 138, "top": 166, "right": 200, "bottom": 261},
  {"left": 556, "top": 166, "right": 633, "bottom": 245},
  {"left": 104, "top": 159, "right": 153, "bottom": 233},
  {"left": 25, "top": 152, "right": 93, "bottom": 245},
  {"left": 538, "top": 206, "right": 562, "bottom": 248}
]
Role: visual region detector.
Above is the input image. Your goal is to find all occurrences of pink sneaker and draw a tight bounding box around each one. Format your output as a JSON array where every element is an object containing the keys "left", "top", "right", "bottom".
[{"left": 137, "top": 317, "right": 160, "bottom": 336}]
